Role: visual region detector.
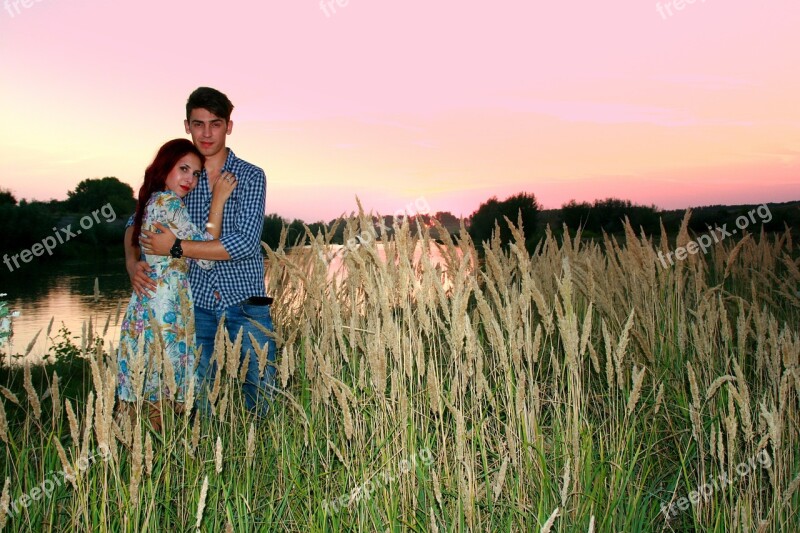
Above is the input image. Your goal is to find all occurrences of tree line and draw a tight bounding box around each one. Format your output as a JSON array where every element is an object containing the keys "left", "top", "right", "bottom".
[{"left": 2, "top": 178, "right": 797, "bottom": 268}]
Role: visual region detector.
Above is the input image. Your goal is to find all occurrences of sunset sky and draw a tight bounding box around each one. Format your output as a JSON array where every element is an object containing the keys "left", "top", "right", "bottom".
[{"left": 1, "top": 1, "right": 798, "bottom": 222}]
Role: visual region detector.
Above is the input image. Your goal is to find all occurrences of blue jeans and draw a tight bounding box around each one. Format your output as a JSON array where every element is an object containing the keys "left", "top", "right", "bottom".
[{"left": 194, "top": 301, "right": 277, "bottom": 418}]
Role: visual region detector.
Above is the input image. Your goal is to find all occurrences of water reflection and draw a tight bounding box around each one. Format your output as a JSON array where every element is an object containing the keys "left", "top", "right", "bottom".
[{"left": 0, "top": 259, "right": 130, "bottom": 362}]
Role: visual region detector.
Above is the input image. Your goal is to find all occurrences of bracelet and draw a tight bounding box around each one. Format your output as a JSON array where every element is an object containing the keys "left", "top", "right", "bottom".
[
  {"left": 205, "top": 222, "right": 216, "bottom": 229},
  {"left": 209, "top": 211, "right": 223, "bottom": 216}
]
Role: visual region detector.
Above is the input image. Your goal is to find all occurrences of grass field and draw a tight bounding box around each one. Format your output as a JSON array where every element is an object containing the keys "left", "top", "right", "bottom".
[{"left": 1, "top": 212, "right": 799, "bottom": 532}]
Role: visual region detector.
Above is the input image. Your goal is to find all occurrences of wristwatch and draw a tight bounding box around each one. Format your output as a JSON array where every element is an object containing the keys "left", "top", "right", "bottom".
[{"left": 169, "top": 238, "right": 183, "bottom": 259}]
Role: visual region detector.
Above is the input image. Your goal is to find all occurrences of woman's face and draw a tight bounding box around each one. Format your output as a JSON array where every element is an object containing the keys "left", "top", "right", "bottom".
[{"left": 164, "top": 153, "right": 202, "bottom": 198}]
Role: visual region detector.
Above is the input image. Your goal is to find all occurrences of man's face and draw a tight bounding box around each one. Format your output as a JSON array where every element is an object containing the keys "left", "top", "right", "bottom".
[{"left": 184, "top": 108, "right": 233, "bottom": 158}]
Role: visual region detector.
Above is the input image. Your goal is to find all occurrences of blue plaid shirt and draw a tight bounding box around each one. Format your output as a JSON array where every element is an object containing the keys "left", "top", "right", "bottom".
[{"left": 129, "top": 148, "right": 268, "bottom": 310}]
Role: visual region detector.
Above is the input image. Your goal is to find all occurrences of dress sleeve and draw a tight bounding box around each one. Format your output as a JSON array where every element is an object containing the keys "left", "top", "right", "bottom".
[{"left": 163, "top": 193, "right": 216, "bottom": 270}]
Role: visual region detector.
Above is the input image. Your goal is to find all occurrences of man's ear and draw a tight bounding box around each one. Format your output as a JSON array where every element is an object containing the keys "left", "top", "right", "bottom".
[
  {"left": 226, "top": 120, "right": 233, "bottom": 135},
  {"left": 184, "top": 119, "right": 191, "bottom": 134}
]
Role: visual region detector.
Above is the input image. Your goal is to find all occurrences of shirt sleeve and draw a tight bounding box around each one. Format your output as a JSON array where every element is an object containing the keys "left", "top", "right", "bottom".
[
  {"left": 164, "top": 194, "right": 216, "bottom": 270},
  {"left": 219, "top": 168, "right": 266, "bottom": 262}
]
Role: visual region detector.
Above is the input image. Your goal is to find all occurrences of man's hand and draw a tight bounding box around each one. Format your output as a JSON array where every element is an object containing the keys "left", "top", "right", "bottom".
[
  {"left": 140, "top": 223, "right": 178, "bottom": 256},
  {"left": 126, "top": 259, "right": 156, "bottom": 298}
]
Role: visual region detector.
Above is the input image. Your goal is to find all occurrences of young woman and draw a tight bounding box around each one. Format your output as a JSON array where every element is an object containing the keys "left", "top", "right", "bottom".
[{"left": 116, "top": 138, "right": 236, "bottom": 431}]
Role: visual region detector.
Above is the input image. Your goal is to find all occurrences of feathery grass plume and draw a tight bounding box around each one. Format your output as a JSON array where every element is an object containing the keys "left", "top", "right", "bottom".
[
  {"left": 93, "top": 277, "right": 100, "bottom": 302},
  {"left": 184, "top": 372, "right": 195, "bottom": 421},
  {"left": 429, "top": 507, "right": 439, "bottom": 533},
  {"left": 144, "top": 432, "right": 153, "bottom": 477},
  {"left": 129, "top": 419, "right": 143, "bottom": 505},
  {"left": 759, "top": 402, "right": 781, "bottom": 449},
  {"left": 88, "top": 353, "right": 105, "bottom": 412},
  {"left": 654, "top": 382, "right": 665, "bottom": 415},
  {"left": 732, "top": 359, "right": 754, "bottom": 442},
  {"left": 162, "top": 350, "right": 178, "bottom": 402},
  {"left": 45, "top": 315, "right": 55, "bottom": 339},
  {"left": 541, "top": 507, "right": 560, "bottom": 533},
  {"left": 614, "top": 311, "right": 635, "bottom": 390},
  {"left": 725, "top": 395, "right": 738, "bottom": 475},
  {"left": 24, "top": 328, "right": 41, "bottom": 356},
  {"left": 427, "top": 362, "right": 441, "bottom": 416},
  {"left": 723, "top": 234, "right": 750, "bottom": 280},
  {"left": 0, "top": 477, "right": 9, "bottom": 529},
  {"left": 782, "top": 471, "right": 800, "bottom": 507},
  {"left": 707, "top": 375, "right": 736, "bottom": 400},
  {"left": 0, "top": 387, "right": 19, "bottom": 406},
  {"left": 0, "top": 399, "right": 8, "bottom": 444},
  {"left": 579, "top": 302, "right": 594, "bottom": 360},
  {"left": 65, "top": 399, "right": 80, "bottom": 446},
  {"left": 588, "top": 515, "right": 596, "bottom": 533},
  {"left": 80, "top": 391, "right": 95, "bottom": 470},
  {"left": 50, "top": 371, "right": 61, "bottom": 423},
  {"left": 238, "top": 350, "right": 251, "bottom": 384},
  {"left": 278, "top": 345, "right": 290, "bottom": 388},
  {"left": 218, "top": 390, "right": 229, "bottom": 420},
  {"left": 208, "top": 360, "right": 223, "bottom": 407},
  {"left": 22, "top": 362, "right": 42, "bottom": 420},
  {"left": 710, "top": 422, "right": 718, "bottom": 469},
  {"left": 245, "top": 423, "right": 256, "bottom": 467},
  {"left": 432, "top": 469, "right": 444, "bottom": 508},
  {"left": 687, "top": 363, "right": 701, "bottom": 412},
  {"left": 626, "top": 365, "right": 646, "bottom": 416},
  {"left": 560, "top": 457, "right": 571, "bottom": 508},
  {"left": 493, "top": 455, "right": 509, "bottom": 502},
  {"left": 196, "top": 475, "right": 209, "bottom": 530},
  {"left": 215, "top": 436, "right": 223, "bottom": 474},
  {"left": 228, "top": 327, "right": 244, "bottom": 379},
  {"left": 189, "top": 413, "right": 201, "bottom": 458},
  {"left": 53, "top": 437, "right": 77, "bottom": 489}
]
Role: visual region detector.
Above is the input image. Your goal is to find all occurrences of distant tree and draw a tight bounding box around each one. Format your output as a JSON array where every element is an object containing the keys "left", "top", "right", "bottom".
[
  {"left": 560, "top": 200, "right": 592, "bottom": 231},
  {"left": 0, "top": 189, "right": 16, "bottom": 206},
  {"left": 66, "top": 177, "right": 136, "bottom": 217},
  {"left": 261, "top": 213, "right": 286, "bottom": 250},
  {"left": 560, "top": 197, "right": 659, "bottom": 235},
  {"left": 468, "top": 192, "right": 540, "bottom": 250}
]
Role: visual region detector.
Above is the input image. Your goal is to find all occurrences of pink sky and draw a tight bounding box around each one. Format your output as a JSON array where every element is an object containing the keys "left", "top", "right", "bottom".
[{"left": 1, "top": 0, "right": 798, "bottom": 222}]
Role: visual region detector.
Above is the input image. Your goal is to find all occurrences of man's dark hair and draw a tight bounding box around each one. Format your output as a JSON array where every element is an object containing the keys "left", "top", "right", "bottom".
[{"left": 186, "top": 87, "right": 234, "bottom": 122}]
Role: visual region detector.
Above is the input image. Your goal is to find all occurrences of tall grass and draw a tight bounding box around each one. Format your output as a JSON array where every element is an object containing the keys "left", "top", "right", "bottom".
[{"left": 1, "top": 213, "right": 799, "bottom": 532}]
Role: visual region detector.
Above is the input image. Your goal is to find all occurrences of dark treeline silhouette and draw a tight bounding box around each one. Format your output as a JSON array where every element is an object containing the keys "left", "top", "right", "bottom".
[{"left": 2, "top": 180, "right": 798, "bottom": 270}]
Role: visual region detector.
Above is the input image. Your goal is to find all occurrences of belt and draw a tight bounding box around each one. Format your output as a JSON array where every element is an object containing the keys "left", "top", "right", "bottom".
[
  {"left": 245, "top": 296, "right": 273, "bottom": 306},
  {"left": 212, "top": 291, "right": 272, "bottom": 306}
]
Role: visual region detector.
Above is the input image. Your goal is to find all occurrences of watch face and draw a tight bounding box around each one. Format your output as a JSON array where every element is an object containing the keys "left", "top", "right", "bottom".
[{"left": 170, "top": 239, "right": 183, "bottom": 258}]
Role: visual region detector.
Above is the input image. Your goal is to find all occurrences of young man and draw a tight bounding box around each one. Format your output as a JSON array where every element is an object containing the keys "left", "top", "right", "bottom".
[{"left": 125, "top": 87, "right": 276, "bottom": 417}]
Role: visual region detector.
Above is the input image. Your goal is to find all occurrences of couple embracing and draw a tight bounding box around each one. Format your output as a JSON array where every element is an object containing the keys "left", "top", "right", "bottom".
[{"left": 117, "top": 87, "right": 276, "bottom": 430}]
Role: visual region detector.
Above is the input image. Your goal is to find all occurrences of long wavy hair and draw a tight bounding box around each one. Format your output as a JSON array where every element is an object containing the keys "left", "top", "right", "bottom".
[{"left": 131, "top": 139, "right": 205, "bottom": 247}]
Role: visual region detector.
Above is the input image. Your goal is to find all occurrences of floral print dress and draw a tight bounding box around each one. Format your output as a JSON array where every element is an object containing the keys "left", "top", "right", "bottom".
[{"left": 117, "top": 191, "right": 214, "bottom": 403}]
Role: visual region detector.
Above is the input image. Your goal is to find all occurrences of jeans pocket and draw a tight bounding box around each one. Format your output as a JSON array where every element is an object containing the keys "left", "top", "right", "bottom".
[{"left": 239, "top": 303, "right": 272, "bottom": 322}]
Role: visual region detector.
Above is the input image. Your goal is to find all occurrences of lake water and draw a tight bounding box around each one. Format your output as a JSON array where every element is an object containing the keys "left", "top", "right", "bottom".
[{"left": 0, "top": 259, "right": 132, "bottom": 362}]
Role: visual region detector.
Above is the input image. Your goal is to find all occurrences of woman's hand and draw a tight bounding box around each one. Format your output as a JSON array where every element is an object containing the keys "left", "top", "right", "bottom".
[{"left": 212, "top": 171, "right": 238, "bottom": 203}]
